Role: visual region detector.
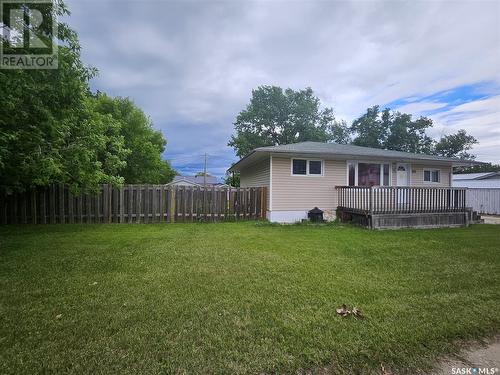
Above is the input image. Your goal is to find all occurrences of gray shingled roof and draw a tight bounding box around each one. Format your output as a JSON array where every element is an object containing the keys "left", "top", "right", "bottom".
[
  {"left": 254, "top": 142, "right": 469, "bottom": 162},
  {"left": 172, "top": 175, "right": 219, "bottom": 185},
  {"left": 229, "top": 141, "right": 481, "bottom": 172}
]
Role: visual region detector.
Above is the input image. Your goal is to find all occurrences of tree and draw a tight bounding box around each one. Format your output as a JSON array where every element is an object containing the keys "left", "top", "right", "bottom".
[
  {"left": 454, "top": 162, "right": 500, "bottom": 174},
  {"left": 351, "top": 106, "right": 389, "bottom": 148},
  {"left": 433, "top": 129, "right": 478, "bottom": 159},
  {"left": 351, "top": 106, "right": 434, "bottom": 153},
  {"left": 228, "top": 86, "right": 350, "bottom": 157},
  {"left": 224, "top": 172, "right": 240, "bottom": 187},
  {"left": 0, "top": 1, "right": 128, "bottom": 192},
  {"left": 384, "top": 113, "right": 434, "bottom": 154},
  {"left": 0, "top": 1, "right": 176, "bottom": 191},
  {"left": 90, "top": 94, "right": 176, "bottom": 184}
]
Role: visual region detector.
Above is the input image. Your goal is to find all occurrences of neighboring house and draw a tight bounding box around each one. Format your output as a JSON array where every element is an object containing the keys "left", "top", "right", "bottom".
[
  {"left": 228, "top": 141, "right": 480, "bottom": 226},
  {"left": 452, "top": 172, "right": 500, "bottom": 188},
  {"left": 167, "top": 175, "right": 227, "bottom": 187}
]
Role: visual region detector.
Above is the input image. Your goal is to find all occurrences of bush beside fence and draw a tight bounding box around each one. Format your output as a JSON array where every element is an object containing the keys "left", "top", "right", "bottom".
[{"left": 0, "top": 185, "right": 268, "bottom": 224}]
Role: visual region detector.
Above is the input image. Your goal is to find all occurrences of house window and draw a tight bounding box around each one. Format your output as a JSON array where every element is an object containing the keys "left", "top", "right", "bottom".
[
  {"left": 348, "top": 163, "right": 355, "bottom": 186},
  {"left": 291, "top": 159, "right": 323, "bottom": 176},
  {"left": 424, "top": 169, "right": 440, "bottom": 183},
  {"left": 347, "top": 161, "right": 391, "bottom": 186},
  {"left": 358, "top": 163, "right": 382, "bottom": 187},
  {"left": 309, "top": 160, "right": 322, "bottom": 175},
  {"left": 383, "top": 164, "right": 390, "bottom": 186},
  {"left": 292, "top": 159, "right": 307, "bottom": 175}
]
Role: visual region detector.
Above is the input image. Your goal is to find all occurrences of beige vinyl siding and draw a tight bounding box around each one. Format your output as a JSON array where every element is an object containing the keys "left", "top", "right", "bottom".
[
  {"left": 410, "top": 164, "right": 452, "bottom": 187},
  {"left": 240, "top": 157, "right": 270, "bottom": 188},
  {"left": 390, "top": 163, "right": 451, "bottom": 187},
  {"left": 240, "top": 157, "right": 271, "bottom": 209},
  {"left": 270, "top": 158, "right": 453, "bottom": 212},
  {"left": 240, "top": 156, "right": 453, "bottom": 214},
  {"left": 271, "top": 157, "right": 346, "bottom": 211}
]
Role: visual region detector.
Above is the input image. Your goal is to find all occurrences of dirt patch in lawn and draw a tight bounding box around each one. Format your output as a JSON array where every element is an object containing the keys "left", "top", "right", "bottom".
[{"left": 431, "top": 336, "right": 500, "bottom": 375}]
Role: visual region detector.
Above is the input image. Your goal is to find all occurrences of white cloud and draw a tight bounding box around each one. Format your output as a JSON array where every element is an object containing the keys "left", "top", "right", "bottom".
[
  {"left": 394, "top": 101, "right": 448, "bottom": 115},
  {"left": 429, "top": 96, "right": 500, "bottom": 160},
  {"left": 65, "top": 0, "right": 500, "bottom": 172}
]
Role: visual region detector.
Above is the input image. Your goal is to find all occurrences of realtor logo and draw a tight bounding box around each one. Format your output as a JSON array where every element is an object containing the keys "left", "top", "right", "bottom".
[{"left": 0, "top": 0, "right": 58, "bottom": 69}]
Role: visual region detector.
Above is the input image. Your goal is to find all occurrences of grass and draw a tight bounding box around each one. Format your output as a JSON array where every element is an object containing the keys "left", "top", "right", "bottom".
[{"left": 0, "top": 222, "right": 499, "bottom": 374}]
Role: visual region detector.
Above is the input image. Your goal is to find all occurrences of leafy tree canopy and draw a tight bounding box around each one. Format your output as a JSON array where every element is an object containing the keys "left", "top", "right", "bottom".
[
  {"left": 349, "top": 107, "right": 477, "bottom": 159},
  {"left": 90, "top": 94, "right": 175, "bottom": 184},
  {"left": 433, "top": 129, "right": 478, "bottom": 159},
  {"left": 224, "top": 172, "right": 240, "bottom": 187},
  {"left": 352, "top": 106, "right": 435, "bottom": 154},
  {"left": 454, "top": 162, "right": 500, "bottom": 174},
  {"left": 228, "top": 86, "right": 350, "bottom": 157},
  {"left": 0, "top": 1, "right": 174, "bottom": 191},
  {"left": 229, "top": 87, "right": 479, "bottom": 161},
  {"left": 0, "top": 1, "right": 105, "bottom": 192}
]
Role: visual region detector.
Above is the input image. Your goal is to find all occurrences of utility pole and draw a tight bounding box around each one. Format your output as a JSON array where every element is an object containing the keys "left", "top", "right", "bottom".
[{"left": 203, "top": 153, "right": 207, "bottom": 215}]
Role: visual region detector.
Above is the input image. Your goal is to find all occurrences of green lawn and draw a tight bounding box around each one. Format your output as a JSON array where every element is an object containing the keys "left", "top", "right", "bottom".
[{"left": 0, "top": 223, "right": 499, "bottom": 374}]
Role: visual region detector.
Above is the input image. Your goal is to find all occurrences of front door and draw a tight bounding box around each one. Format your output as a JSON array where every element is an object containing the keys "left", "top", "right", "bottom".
[
  {"left": 396, "top": 164, "right": 410, "bottom": 204},
  {"left": 396, "top": 163, "right": 409, "bottom": 186}
]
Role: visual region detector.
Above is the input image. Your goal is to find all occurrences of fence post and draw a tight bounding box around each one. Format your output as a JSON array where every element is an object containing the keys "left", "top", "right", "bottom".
[
  {"left": 58, "top": 185, "right": 64, "bottom": 224},
  {"left": 261, "top": 187, "right": 267, "bottom": 219},
  {"left": 31, "top": 190, "right": 37, "bottom": 224},
  {"left": 106, "top": 185, "right": 113, "bottom": 223},
  {"left": 169, "top": 187, "right": 175, "bottom": 223},
  {"left": 120, "top": 186, "right": 124, "bottom": 223}
]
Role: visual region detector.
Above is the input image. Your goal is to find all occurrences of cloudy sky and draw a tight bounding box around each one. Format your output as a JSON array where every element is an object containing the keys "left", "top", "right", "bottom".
[{"left": 65, "top": 0, "right": 500, "bottom": 179}]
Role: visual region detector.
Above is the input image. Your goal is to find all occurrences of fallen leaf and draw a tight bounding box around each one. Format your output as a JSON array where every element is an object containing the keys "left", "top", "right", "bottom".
[
  {"left": 352, "top": 307, "right": 365, "bottom": 319},
  {"left": 336, "top": 304, "right": 351, "bottom": 317}
]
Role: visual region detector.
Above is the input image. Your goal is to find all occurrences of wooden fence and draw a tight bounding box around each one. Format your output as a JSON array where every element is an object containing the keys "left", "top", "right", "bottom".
[
  {"left": 0, "top": 185, "right": 267, "bottom": 224},
  {"left": 466, "top": 188, "right": 500, "bottom": 215}
]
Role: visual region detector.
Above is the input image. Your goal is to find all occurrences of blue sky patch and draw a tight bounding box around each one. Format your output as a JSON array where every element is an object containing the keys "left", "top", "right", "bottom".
[{"left": 385, "top": 81, "right": 500, "bottom": 116}]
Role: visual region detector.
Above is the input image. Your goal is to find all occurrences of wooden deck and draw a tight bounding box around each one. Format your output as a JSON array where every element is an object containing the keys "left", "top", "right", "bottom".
[{"left": 335, "top": 186, "right": 470, "bottom": 229}]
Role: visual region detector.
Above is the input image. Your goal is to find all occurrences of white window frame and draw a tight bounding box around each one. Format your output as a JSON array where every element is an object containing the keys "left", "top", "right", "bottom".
[
  {"left": 423, "top": 168, "right": 441, "bottom": 184},
  {"left": 291, "top": 158, "right": 324, "bottom": 177},
  {"left": 346, "top": 160, "right": 392, "bottom": 186}
]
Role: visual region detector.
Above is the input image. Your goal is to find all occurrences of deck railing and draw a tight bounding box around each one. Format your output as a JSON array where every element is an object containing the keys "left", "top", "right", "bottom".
[{"left": 336, "top": 186, "right": 467, "bottom": 215}]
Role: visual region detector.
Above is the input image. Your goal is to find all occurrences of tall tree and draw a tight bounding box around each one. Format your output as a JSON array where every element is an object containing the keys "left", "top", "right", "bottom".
[
  {"left": 433, "top": 129, "right": 478, "bottom": 159},
  {"left": 228, "top": 86, "right": 350, "bottom": 157},
  {"left": 351, "top": 106, "right": 390, "bottom": 148},
  {"left": 0, "top": 1, "right": 128, "bottom": 192},
  {"left": 0, "top": 1, "right": 175, "bottom": 191},
  {"left": 351, "top": 106, "right": 434, "bottom": 153},
  {"left": 90, "top": 94, "right": 176, "bottom": 184},
  {"left": 385, "top": 112, "right": 434, "bottom": 154}
]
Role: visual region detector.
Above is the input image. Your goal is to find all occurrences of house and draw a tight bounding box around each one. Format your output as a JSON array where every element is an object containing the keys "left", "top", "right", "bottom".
[
  {"left": 167, "top": 175, "right": 227, "bottom": 187},
  {"left": 452, "top": 172, "right": 500, "bottom": 188},
  {"left": 228, "top": 141, "right": 481, "bottom": 228}
]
